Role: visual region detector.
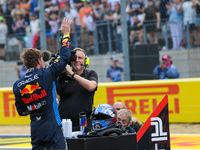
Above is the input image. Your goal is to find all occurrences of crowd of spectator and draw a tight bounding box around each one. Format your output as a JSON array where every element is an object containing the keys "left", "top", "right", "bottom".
[{"left": 0, "top": 0, "right": 200, "bottom": 61}]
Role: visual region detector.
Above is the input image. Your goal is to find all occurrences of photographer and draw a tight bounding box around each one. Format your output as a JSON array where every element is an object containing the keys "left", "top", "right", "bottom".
[
  {"left": 113, "top": 102, "right": 142, "bottom": 132},
  {"left": 117, "top": 109, "right": 136, "bottom": 133},
  {"left": 153, "top": 55, "right": 179, "bottom": 79},
  {"left": 13, "top": 17, "right": 72, "bottom": 150},
  {"left": 56, "top": 48, "right": 98, "bottom": 132}
]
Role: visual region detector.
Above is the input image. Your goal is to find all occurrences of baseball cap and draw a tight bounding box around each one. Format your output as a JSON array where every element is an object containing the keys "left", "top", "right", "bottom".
[
  {"left": 45, "top": 8, "right": 50, "bottom": 13},
  {"left": 162, "top": 55, "right": 171, "bottom": 67},
  {"left": 162, "top": 55, "right": 170, "bottom": 60},
  {"left": 111, "top": 55, "right": 118, "bottom": 61},
  {"left": 0, "top": 16, "right": 4, "bottom": 22}
]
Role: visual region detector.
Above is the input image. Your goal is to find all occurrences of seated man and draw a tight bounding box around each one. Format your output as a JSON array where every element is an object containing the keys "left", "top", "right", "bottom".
[
  {"left": 117, "top": 109, "right": 136, "bottom": 133},
  {"left": 113, "top": 102, "right": 142, "bottom": 132},
  {"left": 153, "top": 55, "right": 179, "bottom": 79}
]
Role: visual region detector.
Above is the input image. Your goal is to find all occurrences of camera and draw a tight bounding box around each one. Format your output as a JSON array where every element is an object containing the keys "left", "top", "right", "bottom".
[
  {"left": 16, "top": 61, "right": 23, "bottom": 66},
  {"left": 116, "top": 122, "right": 127, "bottom": 133},
  {"left": 44, "top": 29, "right": 77, "bottom": 66},
  {"left": 51, "top": 29, "right": 77, "bottom": 65},
  {"left": 47, "top": 50, "right": 77, "bottom": 66}
]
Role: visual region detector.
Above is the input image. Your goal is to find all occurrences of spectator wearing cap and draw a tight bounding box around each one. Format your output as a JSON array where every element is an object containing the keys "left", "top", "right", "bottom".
[
  {"left": 79, "top": 0, "right": 92, "bottom": 50},
  {"left": 0, "top": 16, "right": 8, "bottom": 61},
  {"left": 29, "top": 13, "right": 40, "bottom": 34},
  {"left": 107, "top": 55, "right": 124, "bottom": 82},
  {"left": 153, "top": 55, "right": 179, "bottom": 79}
]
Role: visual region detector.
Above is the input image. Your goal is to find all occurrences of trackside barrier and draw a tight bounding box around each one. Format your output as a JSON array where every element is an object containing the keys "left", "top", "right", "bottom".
[
  {"left": 0, "top": 78, "right": 200, "bottom": 125},
  {"left": 94, "top": 78, "right": 200, "bottom": 123}
]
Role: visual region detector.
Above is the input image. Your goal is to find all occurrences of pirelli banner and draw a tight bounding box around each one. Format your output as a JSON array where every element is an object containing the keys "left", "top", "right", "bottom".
[
  {"left": 0, "top": 78, "right": 200, "bottom": 125},
  {"left": 94, "top": 78, "right": 200, "bottom": 123}
]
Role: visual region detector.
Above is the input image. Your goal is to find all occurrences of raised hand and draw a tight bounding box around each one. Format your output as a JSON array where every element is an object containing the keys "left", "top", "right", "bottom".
[{"left": 60, "top": 17, "right": 72, "bottom": 35}]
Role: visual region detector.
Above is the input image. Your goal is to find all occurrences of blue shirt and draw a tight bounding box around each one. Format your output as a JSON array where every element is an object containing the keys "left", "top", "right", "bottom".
[
  {"left": 169, "top": 3, "right": 183, "bottom": 23},
  {"left": 130, "top": 2, "right": 144, "bottom": 15},
  {"left": 107, "top": 66, "right": 123, "bottom": 82},
  {"left": 153, "top": 64, "right": 180, "bottom": 79}
]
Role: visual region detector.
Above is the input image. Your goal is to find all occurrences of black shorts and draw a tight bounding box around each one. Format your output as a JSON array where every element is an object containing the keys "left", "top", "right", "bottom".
[
  {"left": 185, "top": 23, "right": 197, "bottom": 31},
  {"left": 88, "top": 31, "right": 93, "bottom": 36},
  {"left": 0, "top": 44, "right": 5, "bottom": 48}
]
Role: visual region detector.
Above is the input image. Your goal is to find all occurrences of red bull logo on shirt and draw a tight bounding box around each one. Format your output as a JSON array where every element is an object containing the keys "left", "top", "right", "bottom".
[
  {"left": 22, "top": 89, "right": 47, "bottom": 104},
  {"left": 20, "top": 82, "right": 41, "bottom": 96}
]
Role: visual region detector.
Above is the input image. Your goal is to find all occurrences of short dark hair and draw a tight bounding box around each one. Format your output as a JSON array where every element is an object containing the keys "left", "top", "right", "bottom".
[{"left": 20, "top": 48, "right": 43, "bottom": 69}]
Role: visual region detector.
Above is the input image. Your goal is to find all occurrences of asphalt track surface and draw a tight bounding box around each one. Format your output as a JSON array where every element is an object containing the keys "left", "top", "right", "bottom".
[{"left": 0, "top": 134, "right": 200, "bottom": 150}]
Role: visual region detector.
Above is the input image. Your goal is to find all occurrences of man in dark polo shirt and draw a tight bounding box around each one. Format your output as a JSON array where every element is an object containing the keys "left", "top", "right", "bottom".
[{"left": 56, "top": 48, "right": 98, "bottom": 131}]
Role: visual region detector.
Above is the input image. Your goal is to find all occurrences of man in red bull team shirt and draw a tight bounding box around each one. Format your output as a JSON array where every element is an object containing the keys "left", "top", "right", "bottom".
[{"left": 13, "top": 17, "right": 72, "bottom": 150}]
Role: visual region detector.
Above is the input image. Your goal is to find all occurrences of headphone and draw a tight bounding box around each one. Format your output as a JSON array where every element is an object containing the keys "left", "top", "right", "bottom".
[{"left": 73, "top": 48, "right": 90, "bottom": 67}]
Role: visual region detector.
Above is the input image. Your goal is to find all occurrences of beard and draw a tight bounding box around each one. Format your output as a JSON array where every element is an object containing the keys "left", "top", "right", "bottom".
[{"left": 72, "top": 62, "right": 84, "bottom": 72}]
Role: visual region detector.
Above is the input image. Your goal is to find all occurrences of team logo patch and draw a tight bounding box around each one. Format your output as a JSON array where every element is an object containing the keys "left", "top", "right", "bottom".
[
  {"left": 62, "top": 39, "right": 68, "bottom": 46},
  {"left": 20, "top": 82, "right": 41, "bottom": 96}
]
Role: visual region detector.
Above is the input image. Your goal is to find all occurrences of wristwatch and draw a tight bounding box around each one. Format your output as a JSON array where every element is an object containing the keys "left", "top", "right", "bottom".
[{"left": 72, "top": 72, "right": 76, "bottom": 78}]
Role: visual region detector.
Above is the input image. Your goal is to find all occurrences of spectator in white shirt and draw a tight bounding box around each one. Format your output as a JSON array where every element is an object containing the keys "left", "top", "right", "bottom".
[
  {"left": 179, "top": 0, "right": 200, "bottom": 46},
  {"left": 24, "top": 13, "right": 40, "bottom": 48}
]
